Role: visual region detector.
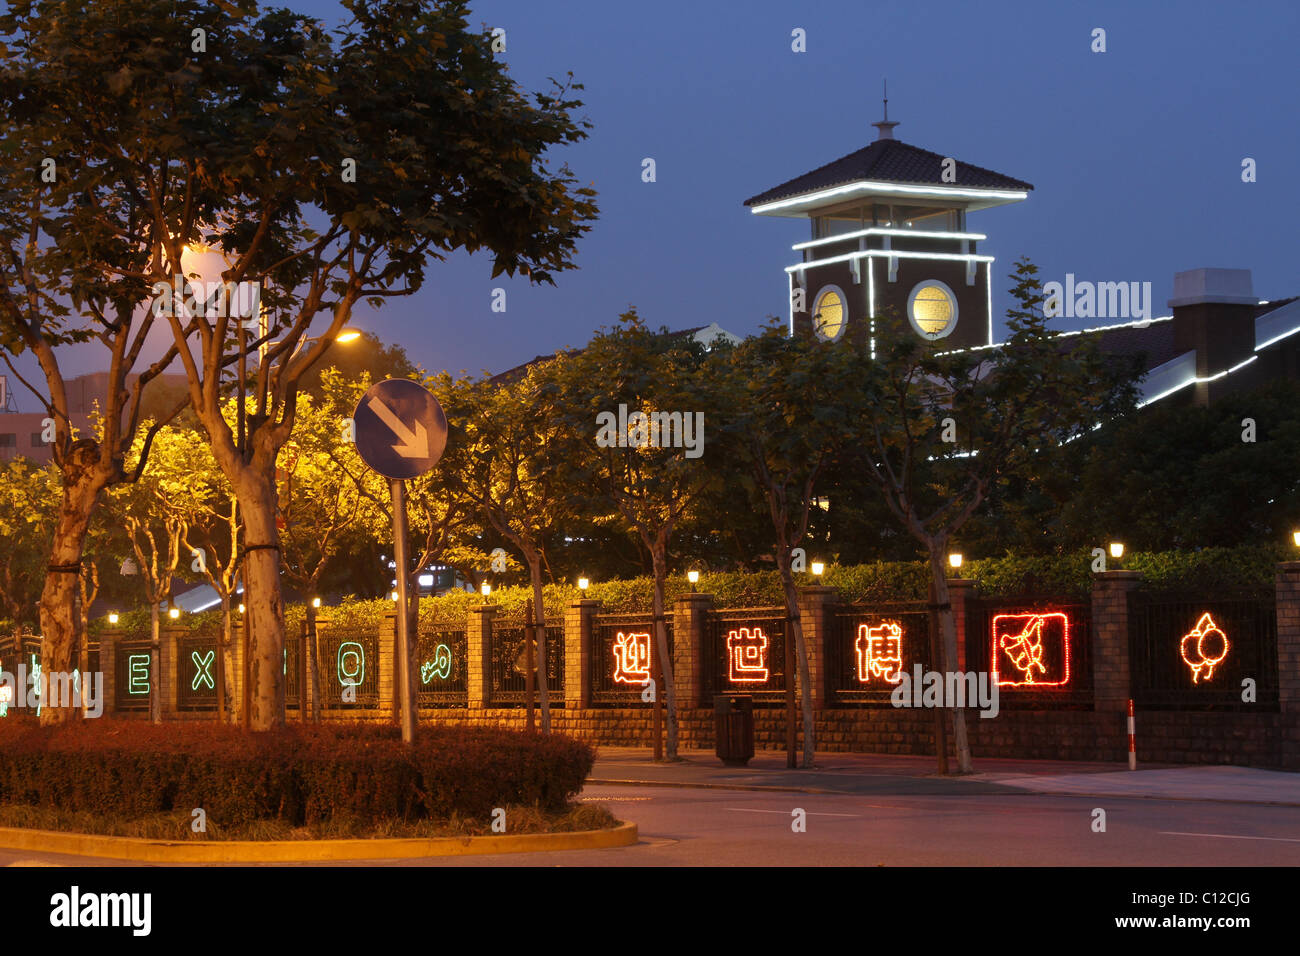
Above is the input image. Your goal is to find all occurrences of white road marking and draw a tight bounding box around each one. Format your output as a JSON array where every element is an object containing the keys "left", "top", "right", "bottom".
[
  {"left": 724, "top": 808, "right": 858, "bottom": 817},
  {"left": 1159, "top": 831, "right": 1300, "bottom": 843}
]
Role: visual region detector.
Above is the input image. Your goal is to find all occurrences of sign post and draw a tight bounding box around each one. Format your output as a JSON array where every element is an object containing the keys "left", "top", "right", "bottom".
[{"left": 353, "top": 379, "right": 448, "bottom": 745}]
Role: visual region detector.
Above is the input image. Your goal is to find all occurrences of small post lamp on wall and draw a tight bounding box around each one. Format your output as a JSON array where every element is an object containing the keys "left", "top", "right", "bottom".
[
  {"left": 810, "top": 561, "right": 825, "bottom": 577},
  {"left": 687, "top": 570, "right": 699, "bottom": 594},
  {"left": 1292, "top": 530, "right": 1300, "bottom": 548},
  {"left": 948, "top": 552, "right": 963, "bottom": 573},
  {"left": 577, "top": 576, "right": 589, "bottom": 592},
  {"left": 168, "top": 606, "right": 180, "bottom": 620},
  {"left": 1109, "top": 542, "right": 1125, "bottom": 569},
  {"left": 480, "top": 581, "right": 492, "bottom": 604},
  {"left": 107, "top": 612, "right": 119, "bottom": 625}
]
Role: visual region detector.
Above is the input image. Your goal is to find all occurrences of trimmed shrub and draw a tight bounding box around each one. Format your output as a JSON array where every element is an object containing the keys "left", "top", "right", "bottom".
[{"left": 0, "top": 720, "right": 593, "bottom": 828}]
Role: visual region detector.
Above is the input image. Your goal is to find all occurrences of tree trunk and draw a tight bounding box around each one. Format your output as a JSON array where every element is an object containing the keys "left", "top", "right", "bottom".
[
  {"left": 236, "top": 472, "right": 287, "bottom": 731},
  {"left": 928, "top": 549, "right": 973, "bottom": 773},
  {"left": 650, "top": 547, "right": 678, "bottom": 759},
  {"left": 777, "top": 556, "right": 817, "bottom": 768},
  {"left": 528, "top": 555, "right": 551, "bottom": 733},
  {"left": 38, "top": 474, "right": 102, "bottom": 726}
]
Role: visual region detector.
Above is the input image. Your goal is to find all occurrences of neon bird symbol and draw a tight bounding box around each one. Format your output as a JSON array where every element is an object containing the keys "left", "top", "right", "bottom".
[
  {"left": 612, "top": 631, "right": 652, "bottom": 685},
  {"left": 726, "top": 627, "right": 770, "bottom": 682},
  {"left": 1180, "top": 612, "right": 1229, "bottom": 683},
  {"left": 855, "top": 622, "right": 903, "bottom": 684},
  {"left": 999, "top": 616, "right": 1047, "bottom": 683},
  {"left": 421, "top": 643, "right": 452, "bottom": 684}
]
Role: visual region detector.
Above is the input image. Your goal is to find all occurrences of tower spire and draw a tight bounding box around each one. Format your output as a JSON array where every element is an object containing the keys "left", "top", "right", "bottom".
[{"left": 872, "top": 79, "right": 899, "bottom": 140}]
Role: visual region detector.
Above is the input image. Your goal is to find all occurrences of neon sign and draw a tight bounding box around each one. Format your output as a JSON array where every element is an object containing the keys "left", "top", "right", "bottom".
[
  {"left": 127, "top": 654, "right": 150, "bottom": 695},
  {"left": 1180, "top": 612, "right": 1229, "bottom": 683},
  {"left": 855, "top": 622, "right": 903, "bottom": 684},
  {"left": 191, "top": 650, "right": 215, "bottom": 691},
  {"left": 992, "top": 613, "right": 1070, "bottom": 686},
  {"left": 420, "top": 644, "right": 452, "bottom": 684},
  {"left": 726, "top": 627, "right": 770, "bottom": 683},
  {"left": 613, "top": 631, "right": 652, "bottom": 685},
  {"left": 337, "top": 641, "right": 364, "bottom": 688}
]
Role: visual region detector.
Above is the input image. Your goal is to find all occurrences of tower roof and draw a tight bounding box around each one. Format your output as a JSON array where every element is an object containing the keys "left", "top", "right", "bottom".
[{"left": 744, "top": 138, "right": 1034, "bottom": 216}]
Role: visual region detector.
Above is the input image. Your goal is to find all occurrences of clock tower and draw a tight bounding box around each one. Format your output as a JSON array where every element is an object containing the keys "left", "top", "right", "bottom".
[{"left": 744, "top": 105, "right": 1032, "bottom": 350}]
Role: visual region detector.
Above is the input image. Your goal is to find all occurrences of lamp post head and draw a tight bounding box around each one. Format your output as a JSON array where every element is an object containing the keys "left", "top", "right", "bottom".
[
  {"left": 810, "top": 561, "right": 825, "bottom": 576},
  {"left": 687, "top": 570, "right": 699, "bottom": 585},
  {"left": 948, "top": 552, "right": 963, "bottom": 570},
  {"left": 1109, "top": 542, "right": 1125, "bottom": 560},
  {"left": 577, "top": 577, "right": 589, "bottom": 591}
]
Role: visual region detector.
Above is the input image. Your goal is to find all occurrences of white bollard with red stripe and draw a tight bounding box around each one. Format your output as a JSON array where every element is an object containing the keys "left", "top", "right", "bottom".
[{"left": 1127, "top": 698, "right": 1137, "bottom": 770}]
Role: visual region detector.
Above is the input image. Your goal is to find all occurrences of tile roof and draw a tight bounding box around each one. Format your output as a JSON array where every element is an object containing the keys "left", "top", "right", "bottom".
[{"left": 744, "top": 138, "right": 1034, "bottom": 207}]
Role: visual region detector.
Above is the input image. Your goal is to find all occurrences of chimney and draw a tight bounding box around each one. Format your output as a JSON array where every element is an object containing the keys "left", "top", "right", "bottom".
[{"left": 1169, "top": 268, "right": 1259, "bottom": 405}]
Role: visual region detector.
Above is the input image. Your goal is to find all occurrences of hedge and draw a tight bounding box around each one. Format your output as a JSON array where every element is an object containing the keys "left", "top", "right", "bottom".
[
  {"left": 0, "top": 721, "right": 593, "bottom": 826},
  {"left": 306, "top": 543, "right": 1288, "bottom": 627}
]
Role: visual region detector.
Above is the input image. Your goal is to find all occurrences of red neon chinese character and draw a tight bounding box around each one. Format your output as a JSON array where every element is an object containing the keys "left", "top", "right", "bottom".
[
  {"left": 992, "top": 612, "right": 1070, "bottom": 687},
  {"left": 726, "top": 627, "right": 770, "bottom": 682},
  {"left": 855, "top": 622, "right": 903, "bottom": 684},
  {"left": 613, "top": 631, "right": 652, "bottom": 685},
  {"left": 1180, "top": 612, "right": 1229, "bottom": 683}
]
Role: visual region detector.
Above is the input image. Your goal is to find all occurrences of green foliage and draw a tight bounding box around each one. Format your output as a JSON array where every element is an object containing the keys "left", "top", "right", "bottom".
[{"left": 0, "top": 720, "right": 594, "bottom": 825}]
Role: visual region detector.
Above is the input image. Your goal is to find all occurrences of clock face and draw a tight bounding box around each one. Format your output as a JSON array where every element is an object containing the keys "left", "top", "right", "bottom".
[{"left": 813, "top": 285, "right": 846, "bottom": 342}]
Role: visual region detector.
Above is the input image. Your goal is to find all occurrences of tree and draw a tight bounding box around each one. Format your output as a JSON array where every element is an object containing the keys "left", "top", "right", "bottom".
[
  {"left": 0, "top": 1, "right": 199, "bottom": 722},
  {"left": 714, "top": 325, "right": 860, "bottom": 767},
  {"left": 850, "top": 259, "right": 1137, "bottom": 773},
  {"left": 452, "top": 367, "right": 574, "bottom": 732},
  {"left": 8, "top": 0, "right": 596, "bottom": 730},
  {"left": 0, "top": 458, "right": 58, "bottom": 641},
  {"left": 105, "top": 424, "right": 201, "bottom": 724},
  {"left": 555, "top": 315, "right": 718, "bottom": 759}
]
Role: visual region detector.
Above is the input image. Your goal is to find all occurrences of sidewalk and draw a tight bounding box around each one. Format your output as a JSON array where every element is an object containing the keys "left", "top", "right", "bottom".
[{"left": 588, "top": 746, "right": 1300, "bottom": 806}]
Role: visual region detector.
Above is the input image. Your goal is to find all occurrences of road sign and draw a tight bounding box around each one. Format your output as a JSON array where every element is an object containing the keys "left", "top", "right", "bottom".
[
  {"left": 352, "top": 378, "right": 449, "bottom": 745},
  {"left": 352, "top": 379, "right": 448, "bottom": 480}
]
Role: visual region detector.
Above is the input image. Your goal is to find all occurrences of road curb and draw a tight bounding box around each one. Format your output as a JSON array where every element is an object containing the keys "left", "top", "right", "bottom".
[
  {"left": 0, "top": 822, "right": 638, "bottom": 863},
  {"left": 589, "top": 776, "right": 1300, "bottom": 807}
]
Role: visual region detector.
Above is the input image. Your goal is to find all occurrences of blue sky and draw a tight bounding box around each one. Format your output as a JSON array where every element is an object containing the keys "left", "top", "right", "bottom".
[{"left": 13, "top": 0, "right": 1300, "bottom": 401}]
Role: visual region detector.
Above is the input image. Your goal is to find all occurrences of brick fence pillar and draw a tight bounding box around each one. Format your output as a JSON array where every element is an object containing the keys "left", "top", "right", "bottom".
[
  {"left": 379, "top": 612, "right": 396, "bottom": 721},
  {"left": 947, "top": 577, "right": 976, "bottom": 671},
  {"left": 161, "top": 626, "right": 179, "bottom": 719},
  {"left": 99, "top": 630, "right": 117, "bottom": 716},
  {"left": 566, "top": 599, "right": 600, "bottom": 707},
  {"left": 797, "top": 586, "right": 836, "bottom": 708},
  {"left": 1091, "top": 569, "right": 1142, "bottom": 712},
  {"left": 467, "top": 604, "right": 496, "bottom": 709},
  {"left": 674, "top": 592, "right": 712, "bottom": 708},
  {"left": 1275, "top": 562, "right": 1300, "bottom": 713}
]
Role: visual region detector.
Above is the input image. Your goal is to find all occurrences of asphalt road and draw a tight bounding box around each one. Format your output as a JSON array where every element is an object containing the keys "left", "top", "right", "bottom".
[{"left": 6, "top": 782, "right": 1297, "bottom": 867}]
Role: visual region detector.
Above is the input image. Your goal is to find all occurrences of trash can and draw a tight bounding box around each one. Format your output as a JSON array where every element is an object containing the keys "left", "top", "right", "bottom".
[{"left": 714, "top": 694, "right": 754, "bottom": 767}]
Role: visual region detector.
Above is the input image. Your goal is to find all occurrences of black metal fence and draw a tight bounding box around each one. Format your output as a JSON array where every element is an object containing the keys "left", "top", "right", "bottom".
[
  {"left": 592, "top": 613, "right": 674, "bottom": 705},
  {"left": 488, "top": 620, "right": 563, "bottom": 706},
  {"left": 316, "top": 624, "right": 380, "bottom": 709},
  {"left": 177, "top": 630, "right": 219, "bottom": 711},
  {"left": 416, "top": 626, "right": 468, "bottom": 707},
  {"left": 701, "top": 609, "right": 788, "bottom": 706},
  {"left": 114, "top": 640, "right": 154, "bottom": 711},
  {"left": 1128, "top": 590, "right": 1277, "bottom": 711},
  {"left": 826, "top": 603, "right": 932, "bottom": 706},
  {"left": 965, "top": 597, "right": 1094, "bottom": 708}
]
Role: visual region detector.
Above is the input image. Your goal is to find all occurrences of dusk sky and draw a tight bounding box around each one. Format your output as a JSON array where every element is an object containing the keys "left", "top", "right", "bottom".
[{"left": 13, "top": 0, "right": 1300, "bottom": 403}]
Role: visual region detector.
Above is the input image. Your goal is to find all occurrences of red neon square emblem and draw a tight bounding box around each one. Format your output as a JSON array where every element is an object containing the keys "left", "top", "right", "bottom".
[{"left": 992, "top": 612, "right": 1070, "bottom": 687}]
